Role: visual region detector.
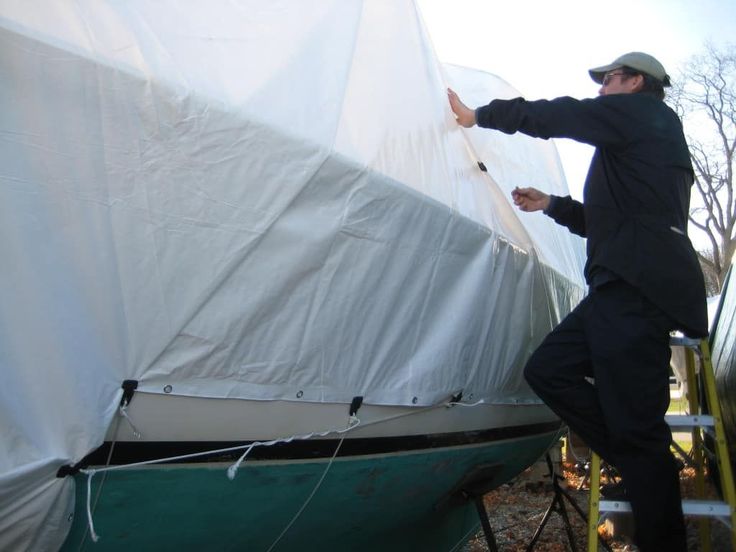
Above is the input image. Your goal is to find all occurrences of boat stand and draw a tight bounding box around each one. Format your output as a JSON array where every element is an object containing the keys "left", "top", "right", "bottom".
[
  {"left": 526, "top": 453, "right": 613, "bottom": 552},
  {"left": 435, "top": 463, "right": 502, "bottom": 552},
  {"left": 467, "top": 485, "right": 500, "bottom": 552}
]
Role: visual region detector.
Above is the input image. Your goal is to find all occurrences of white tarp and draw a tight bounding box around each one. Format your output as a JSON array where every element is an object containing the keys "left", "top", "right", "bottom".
[{"left": 0, "top": 1, "right": 585, "bottom": 549}]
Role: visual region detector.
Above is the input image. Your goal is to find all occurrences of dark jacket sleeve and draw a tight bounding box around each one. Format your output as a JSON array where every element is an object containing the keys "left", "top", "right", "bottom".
[
  {"left": 475, "top": 96, "right": 629, "bottom": 147},
  {"left": 544, "top": 195, "right": 586, "bottom": 237}
]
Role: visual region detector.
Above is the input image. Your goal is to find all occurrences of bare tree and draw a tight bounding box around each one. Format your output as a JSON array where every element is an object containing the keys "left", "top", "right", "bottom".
[{"left": 669, "top": 44, "right": 736, "bottom": 293}]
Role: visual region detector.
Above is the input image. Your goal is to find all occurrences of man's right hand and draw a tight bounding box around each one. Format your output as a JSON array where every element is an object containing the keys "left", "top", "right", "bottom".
[{"left": 511, "top": 187, "right": 550, "bottom": 212}]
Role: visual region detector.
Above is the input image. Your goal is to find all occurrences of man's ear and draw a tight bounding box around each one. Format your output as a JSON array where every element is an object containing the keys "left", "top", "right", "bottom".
[{"left": 631, "top": 74, "right": 645, "bottom": 93}]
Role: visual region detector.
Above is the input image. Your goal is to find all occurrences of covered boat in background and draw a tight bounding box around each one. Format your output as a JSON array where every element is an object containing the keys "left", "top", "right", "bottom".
[{"left": 0, "top": 1, "right": 585, "bottom": 550}]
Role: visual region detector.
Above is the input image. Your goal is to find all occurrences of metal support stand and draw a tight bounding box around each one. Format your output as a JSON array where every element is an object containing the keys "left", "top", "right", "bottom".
[
  {"left": 527, "top": 453, "right": 613, "bottom": 552},
  {"left": 435, "top": 463, "right": 502, "bottom": 552},
  {"left": 473, "top": 493, "right": 499, "bottom": 552}
]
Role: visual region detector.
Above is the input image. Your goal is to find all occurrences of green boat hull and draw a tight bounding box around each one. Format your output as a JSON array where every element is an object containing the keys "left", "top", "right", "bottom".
[{"left": 62, "top": 432, "right": 558, "bottom": 551}]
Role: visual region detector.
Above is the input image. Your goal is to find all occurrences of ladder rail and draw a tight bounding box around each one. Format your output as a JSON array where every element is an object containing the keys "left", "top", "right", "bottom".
[
  {"left": 585, "top": 338, "right": 736, "bottom": 552},
  {"left": 587, "top": 454, "right": 602, "bottom": 552},
  {"left": 685, "top": 343, "right": 712, "bottom": 551},
  {"left": 699, "top": 341, "right": 736, "bottom": 534}
]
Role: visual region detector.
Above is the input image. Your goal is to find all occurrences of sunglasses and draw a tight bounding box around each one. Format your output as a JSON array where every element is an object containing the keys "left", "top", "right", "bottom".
[{"left": 602, "top": 72, "right": 628, "bottom": 86}]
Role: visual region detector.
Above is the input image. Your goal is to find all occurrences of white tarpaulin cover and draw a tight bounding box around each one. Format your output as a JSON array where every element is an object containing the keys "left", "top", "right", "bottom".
[{"left": 0, "top": 1, "right": 585, "bottom": 549}]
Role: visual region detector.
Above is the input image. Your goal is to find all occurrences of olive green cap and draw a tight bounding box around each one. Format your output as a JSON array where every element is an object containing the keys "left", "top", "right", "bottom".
[{"left": 589, "top": 52, "right": 671, "bottom": 87}]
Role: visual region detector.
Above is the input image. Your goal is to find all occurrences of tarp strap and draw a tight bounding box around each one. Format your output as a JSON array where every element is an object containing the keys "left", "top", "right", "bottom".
[
  {"left": 56, "top": 461, "right": 84, "bottom": 478},
  {"left": 57, "top": 381, "right": 139, "bottom": 477},
  {"left": 119, "top": 380, "right": 142, "bottom": 439},
  {"left": 121, "top": 380, "right": 138, "bottom": 407},
  {"left": 349, "top": 396, "right": 363, "bottom": 416}
]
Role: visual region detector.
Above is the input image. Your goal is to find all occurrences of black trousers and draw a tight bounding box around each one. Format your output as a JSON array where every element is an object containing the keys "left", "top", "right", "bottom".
[{"left": 524, "top": 280, "right": 686, "bottom": 552}]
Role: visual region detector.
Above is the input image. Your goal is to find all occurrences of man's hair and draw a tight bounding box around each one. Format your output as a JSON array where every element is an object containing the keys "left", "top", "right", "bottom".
[{"left": 620, "top": 66, "right": 666, "bottom": 100}]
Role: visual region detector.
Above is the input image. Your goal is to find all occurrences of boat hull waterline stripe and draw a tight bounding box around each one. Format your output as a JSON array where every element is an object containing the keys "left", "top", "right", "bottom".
[{"left": 83, "top": 421, "right": 562, "bottom": 466}]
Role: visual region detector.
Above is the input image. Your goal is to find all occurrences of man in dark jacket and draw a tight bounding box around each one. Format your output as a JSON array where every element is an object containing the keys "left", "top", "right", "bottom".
[{"left": 449, "top": 52, "right": 707, "bottom": 552}]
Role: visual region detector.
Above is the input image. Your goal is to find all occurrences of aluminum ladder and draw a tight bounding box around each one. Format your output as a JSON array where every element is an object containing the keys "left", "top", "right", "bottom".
[{"left": 586, "top": 337, "right": 736, "bottom": 551}]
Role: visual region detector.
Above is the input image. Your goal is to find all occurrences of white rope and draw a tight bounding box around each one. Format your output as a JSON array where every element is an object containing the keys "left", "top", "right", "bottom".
[
  {"left": 118, "top": 403, "right": 142, "bottom": 439},
  {"left": 227, "top": 414, "right": 361, "bottom": 480},
  {"left": 83, "top": 443, "right": 271, "bottom": 474},
  {"left": 447, "top": 399, "right": 486, "bottom": 408},
  {"left": 226, "top": 443, "right": 257, "bottom": 480},
  {"left": 77, "top": 415, "right": 365, "bottom": 541},
  {"left": 77, "top": 414, "right": 121, "bottom": 551},
  {"left": 76, "top": 396, "right": 490, "bottom": 542},
  {"left": 351, "top": 401, "right": 453, "bottom": 429},
  {"left": 83, "top": 399, "right": 482, "bottom": 473},
  {"left": 265, "top": 433, "right": 347, "bottom": 552},
  {"left": 84, "top": 470, "right": 100, "bottom": 543},
  {"left": 448, "top": 398, "right": 545, "bottom": 409}
]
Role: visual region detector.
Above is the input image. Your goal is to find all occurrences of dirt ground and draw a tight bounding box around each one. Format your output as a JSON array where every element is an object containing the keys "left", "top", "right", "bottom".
[{"left": 461, "top": 460, "right": 732, "bottom": 552}]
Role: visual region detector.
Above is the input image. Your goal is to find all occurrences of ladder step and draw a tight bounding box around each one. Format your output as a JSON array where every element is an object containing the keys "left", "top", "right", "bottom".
[
  {"left": 599, "top": 499, "right": 732, "bottom": 517},
  {"left": 669, "top": 335, "right": 702, "bottom": 348},
  {"left": 586, "top": 337, "right": 736, "bottom": 550},
  {"left": 665, "top": 414, "right": 715, "bottom": 428}
]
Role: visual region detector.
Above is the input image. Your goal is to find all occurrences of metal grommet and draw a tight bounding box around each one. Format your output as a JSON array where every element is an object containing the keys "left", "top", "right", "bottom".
[
  {"left": 296, "top": 390, "right": 303, "bottom": 398},
  {"left": 163, "top": 385, "right": 173, "bottom": 394},
  {"left": 412, "top": 396, "right": 418, "bottom": 404}
]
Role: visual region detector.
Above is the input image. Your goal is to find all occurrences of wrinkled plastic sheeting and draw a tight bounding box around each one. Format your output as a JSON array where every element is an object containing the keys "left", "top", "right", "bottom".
[
  {"left": 0, "top": 1, "right": 585, "bottom": 549},
  {"left": 442, "top": 64, "right": 586, "bottom": 283},
  {"left": 0, "top": 0, "right": 585, "bottom": 408}
]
